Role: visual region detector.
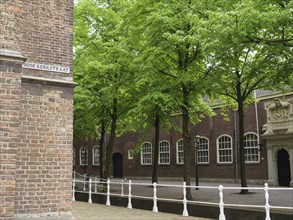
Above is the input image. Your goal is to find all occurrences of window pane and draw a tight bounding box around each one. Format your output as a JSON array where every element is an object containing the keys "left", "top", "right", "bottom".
[
  {"left": 177, "top": 140, "right": 184, "bottom": 164},
  {"left": 196, "top": 138, "right": 209, "bottom": 164},
  {"left": 93, "top": 146, "right": 100, "bottom": 165},
  {"left": 141, "top": 142, "right": 152, "bottom": 165},
  {"left": 244, "top": 133, "right": 259, "bottom": 163},
  {"left": 73, "top": 148, "right": 76, "bottom": 165},
  {"left": 159, "top": 141, "right": 170, "bottom": 164},
  {"left": 80, "top": 147, "right": 88, "bottom": 165},
  {"left": 218, "top": 136, "right": 232, "bottom": 163},
  {"left": 128, "top": 150, "right": 133, "bottom": 159}
]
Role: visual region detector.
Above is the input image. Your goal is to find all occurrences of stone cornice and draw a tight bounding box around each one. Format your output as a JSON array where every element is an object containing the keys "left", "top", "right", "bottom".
[
  {"left": 21, "top": 75, "right": 77, "bottom": 88},
  {"left": 0, "top": 49, "right": 26, "bottom": 62},
  {"left": 256, "top": 92, "right": 293, "bottom": 101}
]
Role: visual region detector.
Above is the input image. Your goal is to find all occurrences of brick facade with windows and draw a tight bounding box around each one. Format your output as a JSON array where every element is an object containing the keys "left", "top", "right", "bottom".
[
  {"left": 0, "top": 1, "right": 74, "bottom": 219},
  {"left": 74, "top": 93, "right": 293, "bottom": 185}
]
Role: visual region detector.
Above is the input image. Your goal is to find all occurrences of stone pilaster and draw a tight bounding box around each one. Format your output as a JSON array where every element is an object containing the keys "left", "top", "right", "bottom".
[
  {"left": 0, "top": 51, "right": 25, "bottom": 220},
  {"left": 1, "top": 0, "right": 74, "bottom": 218},
  {"left": 0, "top": 0, "right": 22, "bottom": 50},
  {"left": 263, "top": 97, "right": 293, "bottom": 186},
  {"left": 0, "top": 0, "right": 25, "bottom": 219},
  {"left": 13, "top": 0, "right": 74, "bottom": 218}
]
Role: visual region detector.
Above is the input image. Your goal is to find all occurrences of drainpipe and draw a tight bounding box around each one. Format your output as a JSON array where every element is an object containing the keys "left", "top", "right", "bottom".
[
  {"left": 253, "top": 90, "right": 260, "bottom": 144},
  {"left": 234, "top": 111, "right": 238, "bottom": 180}
]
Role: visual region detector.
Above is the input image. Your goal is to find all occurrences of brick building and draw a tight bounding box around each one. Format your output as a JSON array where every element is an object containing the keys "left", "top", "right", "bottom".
[
  {"left": 74, "top": 91, "right": 293, "bottom": 187},
  {"left": 0, "top": 1, "right": 74, "bottom": 219}
]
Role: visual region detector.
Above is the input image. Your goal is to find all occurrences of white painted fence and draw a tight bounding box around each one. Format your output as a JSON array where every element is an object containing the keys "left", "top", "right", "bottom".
[{"left": 72, "top": 171, "right": 293, "bottom": 220}]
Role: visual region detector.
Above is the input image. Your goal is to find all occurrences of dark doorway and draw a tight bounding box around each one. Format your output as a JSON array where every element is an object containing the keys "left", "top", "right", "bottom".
[
  {"left": 112, "top": 153, "right": 123, "bottom": 178},
  {"left": 277, "top": 149, "right": 291, "bottom": 187}
]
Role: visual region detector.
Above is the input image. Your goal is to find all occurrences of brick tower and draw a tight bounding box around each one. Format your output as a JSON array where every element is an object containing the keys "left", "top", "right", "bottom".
[{"left": 0, "top": 1, "right": 74, "bottom": 219}]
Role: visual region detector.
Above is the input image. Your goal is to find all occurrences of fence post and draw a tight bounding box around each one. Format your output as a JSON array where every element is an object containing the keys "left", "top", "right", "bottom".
[
  {"left": 94, "top": 177, "right": 97, "bottom": 193},
  {"left": 83, "top": 174, "right": 86, "bottom": 191},
  {"left": 152, "top": 182, "right": 158, "bottom": 212},
  {"left": 106, "top": 178, "right": 111, "bottom": 206},
  {"left": 127, "top": 180, "right": 132, "bottom": 209},
  {"left": 218, "top": 185, "right": 226, "bottom": 220},
  {"left": 72, "top": 178, "right": 76, "bottom": 201},
  {"left": 88, "top": 178, "right": 92, "bottom": 204},
  {"left": 264, "top": 183, "right": 271, "bottom": 220},
  {"left": 121, "top": 178, "right": 125, "bottom": 196},
  {"left": 182, "top": 182, "right": 188, "bottom": 217}
]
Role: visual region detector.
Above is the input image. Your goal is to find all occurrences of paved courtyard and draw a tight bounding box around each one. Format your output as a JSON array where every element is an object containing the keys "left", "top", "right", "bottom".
[
  {"left": 72, "top": 201, "right": 212, "bottom": 220},
  {"left": 75, "top": 179, "right": 293, "bottom": 210},
  {"left": 72, "top": 179, "right": 293, "bottom": 219},
  {"left": 28, "top": 180, "right": 293, "bottom": 219}
]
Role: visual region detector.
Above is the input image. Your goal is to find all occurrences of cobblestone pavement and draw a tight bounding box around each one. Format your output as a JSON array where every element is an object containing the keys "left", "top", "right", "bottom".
[
  {"left": 71, "top": 201, "right": 213, "bottom": 220},
  {"left": 25, "top": 201, "right": 212, "bottom": 220}
]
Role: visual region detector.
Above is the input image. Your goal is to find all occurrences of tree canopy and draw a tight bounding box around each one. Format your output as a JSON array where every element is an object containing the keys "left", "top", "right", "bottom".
[{"left": 73, "top": 0, "right": 292, "bottom": 193}]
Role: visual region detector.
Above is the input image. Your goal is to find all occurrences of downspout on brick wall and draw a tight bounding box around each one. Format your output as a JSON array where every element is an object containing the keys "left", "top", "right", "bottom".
[{"left": 233, "top": 111, "right": 239, "bottom": 181}]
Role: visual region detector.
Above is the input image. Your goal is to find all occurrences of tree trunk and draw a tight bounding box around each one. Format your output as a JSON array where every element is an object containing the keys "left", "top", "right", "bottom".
[
  {"left": 99, "top": 119, "right": 106, "bottom": 179},
  {"left": 105, "top": 98, "right": 118, "bottom": 179},
  {"left": 236, "top": 83, "right": 248, "bottom": 194},
  {"left": 152, "top": 109, "right": 160, "bottom": 184},
  {"left": 182, "top": 85, "right": 192, "bottom": 200}
]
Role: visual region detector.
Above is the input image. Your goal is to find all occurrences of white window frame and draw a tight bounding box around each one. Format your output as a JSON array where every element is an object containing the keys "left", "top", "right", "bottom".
[
  {"left": 128, "top": 150, "right": 133, "bottom": 160},
  {"left": 141, "top": 142, "right": 152, "bottom": 165},
  {"left": 196, "top": 137, "right": 209, "bottom": 164},
  {"left": 73, "top": 147, "right": 76, "bottom": 166},
  {"left": 244, "top": 132, "right": 260, "bottom": 163},
  {"left": 80, "top": 147, "right": 88, "bottom": 166},
  {"left": 176, "top": 139, "right": 184, "bottom": 164},
  {"left": 217, "top": 135, "right": 233, "bottom": 164},
  {"left": 159, "top": 140, "right": 170, "bottom": 165},
  {"left": 92, "top": 145, "right": 100, "bottom": 165}
]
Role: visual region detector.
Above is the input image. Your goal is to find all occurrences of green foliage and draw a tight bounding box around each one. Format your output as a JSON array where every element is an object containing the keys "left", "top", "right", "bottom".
[
  {"left": 123, "top": 0, "right": 215, "bottom": 122},
  {"left": 206, "top": 0, "right": 293, "bottom": 108},
  {"left": 74, "top": 0, "right": 292, "bottom": 141},
  {"left": 201, "top": 0, "right": 293, "bottom": 190},
  {"left": 74, "top": 0, "right": 137, "bottom": 141},
  {"left": 73, "top": 0, "right": 292, "bottom": 186}
]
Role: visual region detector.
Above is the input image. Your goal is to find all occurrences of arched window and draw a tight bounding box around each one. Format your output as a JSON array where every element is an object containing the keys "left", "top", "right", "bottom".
[
  {"left": 141, "top": 142, "right": 152, "bottom": 165},
  {"left": 244, "top": 133, "right": 259, "bottom": 163},
  {"left": 159, "top": 141, "right": 170, "bottom": 165},
  {"left": 196, "top": 137, "right": 209, "bottom": 164},
  {"left": 217, "top": 135, "right": 233, "bottom": 163},
  {"left": 176, "top": 139, "right": 184, "bottom": 164},
  {"left": 80, "top": 147, "right": 88, "bottom": 166},
  {"left": 92, "top": 145, "right": 100, "bottom": 165}
]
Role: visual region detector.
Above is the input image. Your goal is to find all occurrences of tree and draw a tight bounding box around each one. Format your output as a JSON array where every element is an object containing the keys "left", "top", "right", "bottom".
[
  {"left": 127, "top": 70, "right": 177, "bottom": 184},
  {"left": 73, "top": 0, "right": 292, "bottom": 194},
  {"left": 123, "top": 0, "right": 214, "bottom": 199},
  {"left": 74, "top": 0, "right": 136, "bottom": 179},
  {"left": 206, "top": 0, "right": 292, "bottom": 193},
  {"left": 244, "top": 0, "right": 293, "bottom": 83},
  {"left": 74, "top": 36, "right": 110, "bottom": 178}
]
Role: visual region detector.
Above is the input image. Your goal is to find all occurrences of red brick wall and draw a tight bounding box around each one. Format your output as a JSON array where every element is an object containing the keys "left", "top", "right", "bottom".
[
  {"left": 0, "top": 58, "right": 22, "bottom": 220},
  {"left": 0, "top": 1, "right": 21, "bottom": 50},
  {"left": 107, "top": 104, "right": 264, "bottom": 181},
  {"left": 11, "top": 0, "right": 74, "bottom": 217},
  {"left": 0, "top": 0, "right": 23, "bottom": 219},
  {"left": 14, "top": 83, "right": 73, "bottom": 216},
  {"left": 20, "top": 0, "right": 73, "bottom": 76},
  {"left": 0, "top": 0, "right": 75, "bottom": 218},
  {"left": 74, "top": 97, "right": 278, "bottom": 183}
]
